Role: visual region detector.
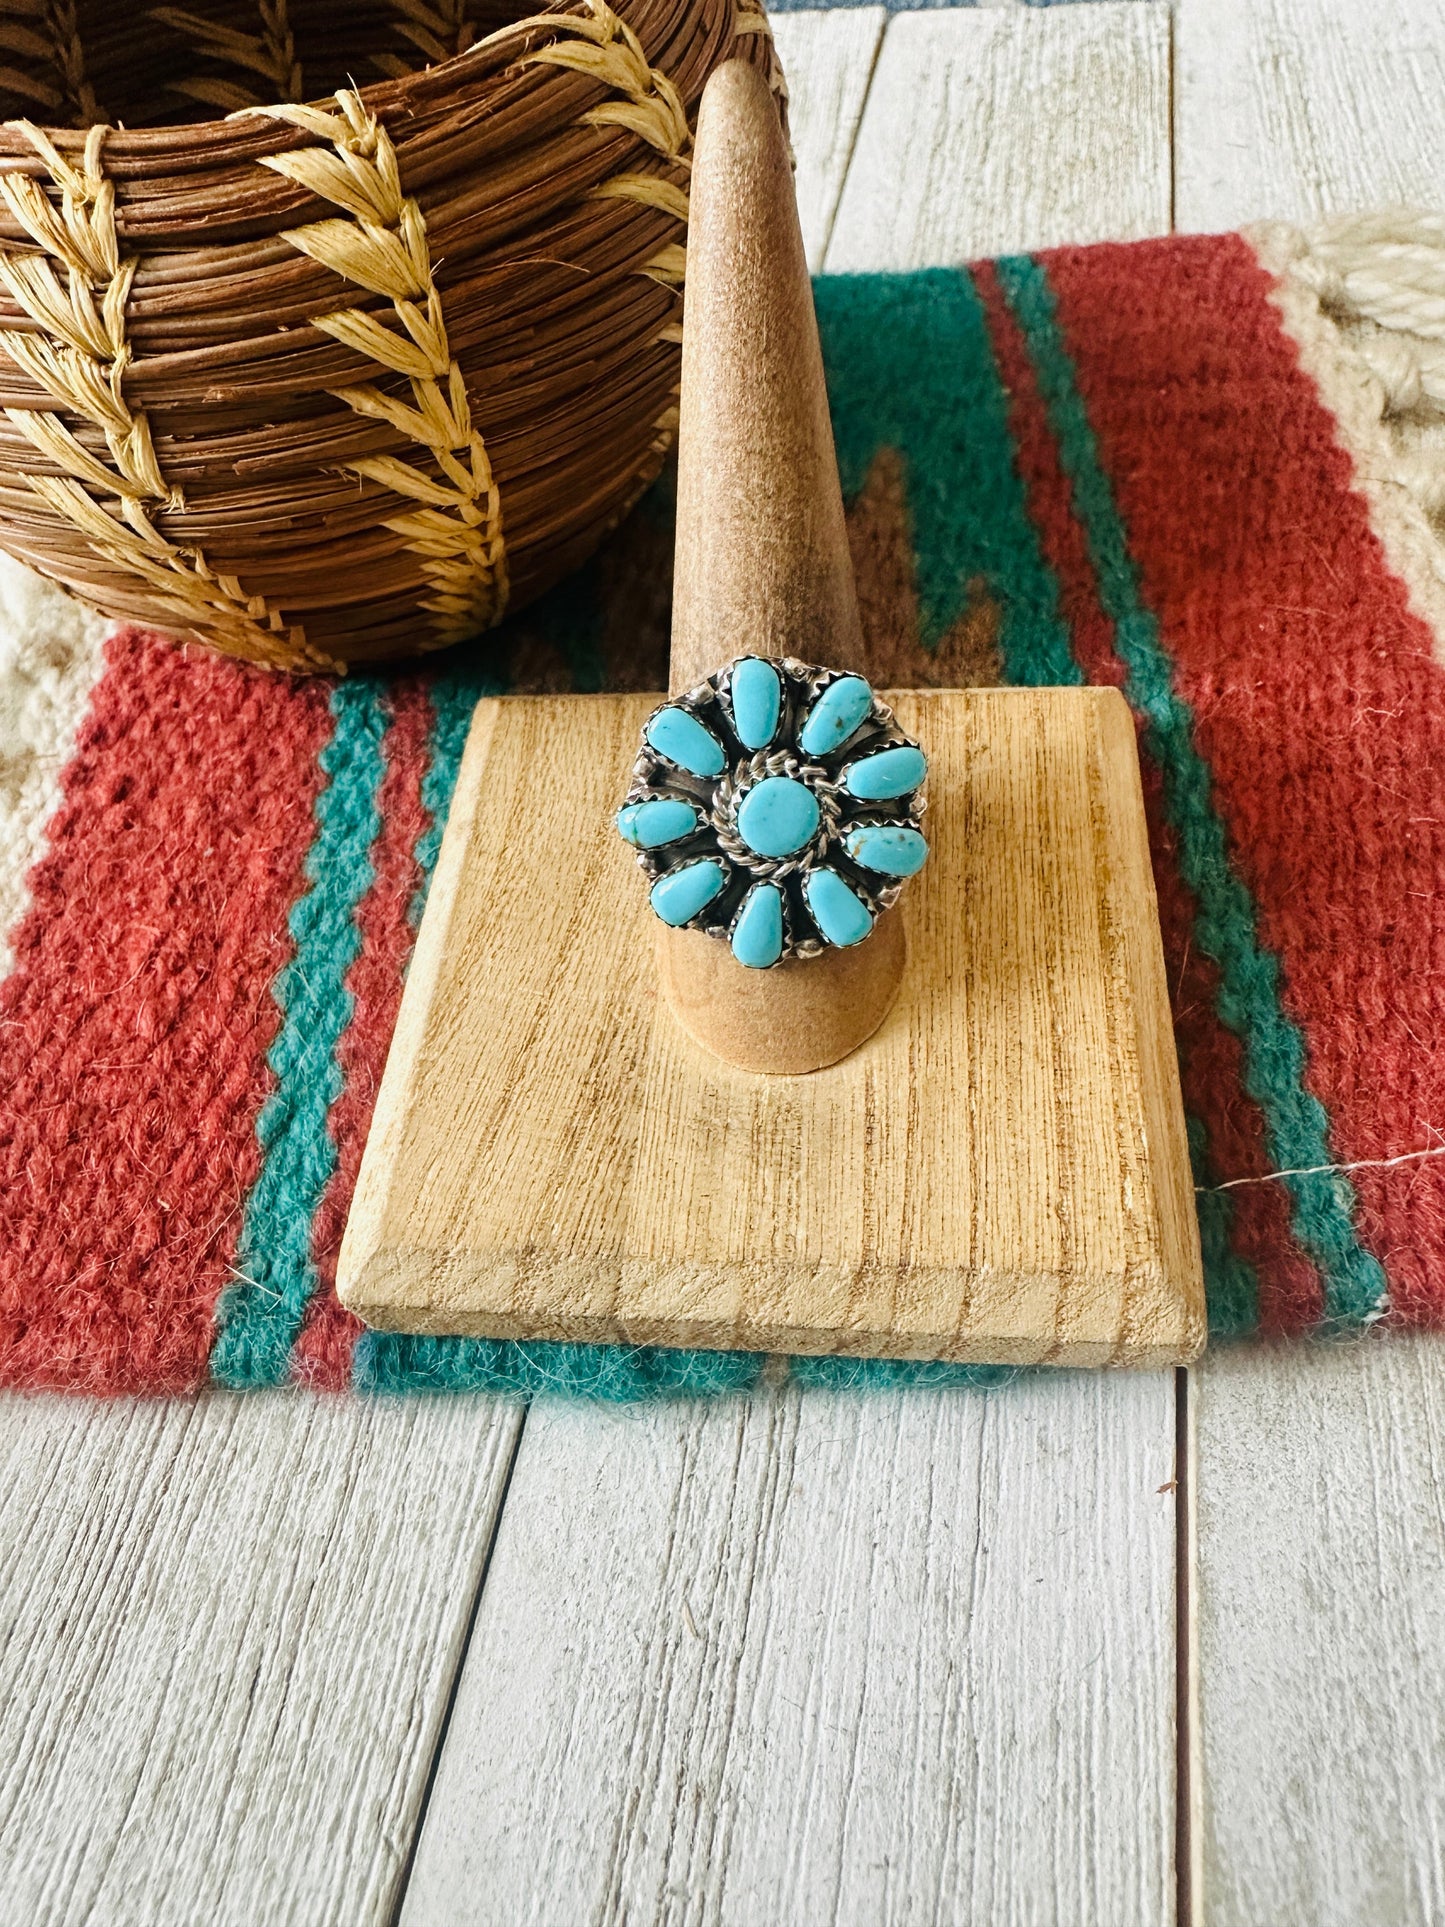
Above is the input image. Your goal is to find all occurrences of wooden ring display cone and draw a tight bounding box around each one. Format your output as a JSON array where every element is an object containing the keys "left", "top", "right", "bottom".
[{"left": 657, "top": 59, "right": 907, "bottom": 1074}]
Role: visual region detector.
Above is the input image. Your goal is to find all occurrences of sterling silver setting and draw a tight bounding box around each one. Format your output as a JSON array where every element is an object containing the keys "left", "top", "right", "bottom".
[{"left": 616, "top": 656, "right": 930, "bottom": 968}]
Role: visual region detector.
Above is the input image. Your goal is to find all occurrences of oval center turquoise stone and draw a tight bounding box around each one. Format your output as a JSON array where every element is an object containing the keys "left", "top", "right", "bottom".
[{"left": 735, "top": 776, "right": 820, "bottom": 858}]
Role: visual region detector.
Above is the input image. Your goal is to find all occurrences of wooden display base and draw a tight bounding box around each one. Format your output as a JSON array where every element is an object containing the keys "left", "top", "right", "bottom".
[{"left": 338, "top": 687, "right": 1205, "bottom": 1369}]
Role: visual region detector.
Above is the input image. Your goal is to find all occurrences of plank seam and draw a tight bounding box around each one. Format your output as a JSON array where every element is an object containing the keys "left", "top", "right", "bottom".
[
  {"left": 1165, "top": 2, "right": 1177, "bottom": 236},
  {"left": 1176, "top": 1365, "right": 1199, "bottom": 1927},
  {"left": 818, "top": 9, "right": 887, "bottom": 270},
  {"left": 386, "top": 1404, "right": 530, "bottom": 1927}
]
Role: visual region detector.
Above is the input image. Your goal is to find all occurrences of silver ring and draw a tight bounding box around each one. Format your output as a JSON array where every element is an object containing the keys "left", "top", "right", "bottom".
[{"left": 616, "top": 656, "right": 930, "bottom": 968}]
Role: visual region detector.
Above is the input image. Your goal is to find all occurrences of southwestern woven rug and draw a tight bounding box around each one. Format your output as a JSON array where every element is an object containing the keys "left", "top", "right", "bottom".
[{"left": 4, "top": 223, "right": 1445, "bottom": 1396}]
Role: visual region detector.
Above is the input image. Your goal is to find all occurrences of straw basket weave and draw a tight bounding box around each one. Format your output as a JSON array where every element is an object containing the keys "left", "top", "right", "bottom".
[{"left": 0, "top": 1, "right": 784, "bottom": 671}]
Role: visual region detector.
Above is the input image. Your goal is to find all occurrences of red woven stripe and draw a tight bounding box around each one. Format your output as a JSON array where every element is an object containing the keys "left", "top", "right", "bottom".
[
  {"left": 1046, "top": 233, "right": 1445, "bottom": 1325},
  {"left": 293, "top": 679, "right": 433, "bottom": 1389},
  {"left": 974, "top": 256, "right": 1324, "bottom": 1331},
  {"left": 0, "top": 627, "right": 332, "bottom": 1392}
]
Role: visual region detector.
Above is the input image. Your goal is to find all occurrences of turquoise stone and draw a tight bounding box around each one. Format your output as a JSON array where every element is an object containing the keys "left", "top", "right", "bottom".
[
  {"left": 736, "top": 775, "right": 820, "bottom": 858},
  {"left": 846, "top": 824, "right": 929, "bottom": 877},
  {"left": 729, "top": 658, "right": 781, "bottom": 750},
  {"left": 616, "top": 799, "right": 700, "bottom": 848},
  {"left": 799, "top": 674, "right": 873, "bottom": 756},
  {"left": 844, "top": 744, "right": 927, "bottom": 800},
  {"left": 730, "top": 883, "right": 784, "bottom": 968},
  {"left": 645, "top": 705, "right": 725, "bottom": 777},
  {"left": 805, "top": 867, "right": 873, "bottom": 947},
  {"left": 650, "top": 859, "right": 726, "bottom": 926}
]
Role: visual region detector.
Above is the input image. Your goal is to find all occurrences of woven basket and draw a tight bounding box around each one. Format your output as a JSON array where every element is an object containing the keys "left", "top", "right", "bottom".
[{"left": 0, "top": 0, "right": 783, "bottom": 671}]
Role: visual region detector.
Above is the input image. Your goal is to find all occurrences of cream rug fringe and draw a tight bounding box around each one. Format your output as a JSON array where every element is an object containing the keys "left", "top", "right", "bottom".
[{"left": 1254, "top": 211, "right": 1445, "bottom": 664}]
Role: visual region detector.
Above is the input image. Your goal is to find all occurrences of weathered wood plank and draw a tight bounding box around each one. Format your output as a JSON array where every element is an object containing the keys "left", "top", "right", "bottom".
[
  {"left": 1177, "top": 4, "right": 1445, "bottom": 1920},
  {"left": 825, "top": 4, "right": 1171, "bottom": 273},
  {"left": 401, "top": 1376, "right": 1179, "bottom": 1927},
  {"left": 0, "top": 1391, "right": 521, "bottom": 1927},
  {"left": 401, "top": 13, "right": 1181, "bottom": 1923},
  {"left": 769, "top": 7, "right": 885, "bottom": 271},
  {"left": 1176, "top": 0, "right": 1445, "bottom": 232},
  {"left": 1193, "top": 1337, "right": 1445, "bottom": 1927}
]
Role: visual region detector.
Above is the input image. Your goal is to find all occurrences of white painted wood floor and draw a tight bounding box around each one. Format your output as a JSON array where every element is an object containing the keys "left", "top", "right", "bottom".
[{"left": 3, "top": 3, "right": 1444, "bottom": 1922}]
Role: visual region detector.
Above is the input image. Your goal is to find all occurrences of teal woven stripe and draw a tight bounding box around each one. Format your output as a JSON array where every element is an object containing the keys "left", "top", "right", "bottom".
[
  {"left": 790, "top": 1356, "right": 1015, "bottom": 1391},
  {"left": 212, "top": 677, "right": 391, "bottom": 1388},
  {"left": 1188, "top": 1117, "right": 1259, "bottom": 1336},
  {"left": 355, "top": 1334, "right": 763, "bottom": 1400},
  {"left": 815, "top": 268, "right": 1082, "bottom": 684},
  {"left": 999, "top": 253, "right": 1386, "bottom": 1326}
]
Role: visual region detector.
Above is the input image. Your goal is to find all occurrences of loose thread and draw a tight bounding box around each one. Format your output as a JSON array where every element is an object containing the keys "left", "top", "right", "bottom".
[{"left": 1198, "top": 1142, "right": 1445, "bottom": 1193}]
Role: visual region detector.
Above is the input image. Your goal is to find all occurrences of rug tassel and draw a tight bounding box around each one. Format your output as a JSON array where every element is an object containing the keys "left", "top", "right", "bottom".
[{"left": 1255, "top": 210, "right": 1445, "bottom": 648}]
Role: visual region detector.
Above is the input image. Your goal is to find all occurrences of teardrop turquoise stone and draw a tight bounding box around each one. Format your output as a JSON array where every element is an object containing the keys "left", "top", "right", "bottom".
[
  {"left": 844, "top": 745, "right": 927, "bottom": 800},
  {"left": 650, "top": 859, "right": 726, "bottom": 926},
  {"left": 616, "top": 799, "right": 700, "bottom": 848},
  {"left": 736, "top": 775, "right": 820, "bottom": 858},
  {"left": 645, "top": 705, "right": 725, "bottom": 777},
  {"left": 730, "top": 883, "right": 784, "bottom": 968},
  {"left": 799, "top": 675, "right": 873, "bottom": 756},
  {"left": 805, "top": 867, "right": 873, "bottom": 947},
  {"left": 846, "top": 825, "right": 929, "bottom": 877},
  {"left": 729, "top": 658, "right": 781, "bottom": 750}
]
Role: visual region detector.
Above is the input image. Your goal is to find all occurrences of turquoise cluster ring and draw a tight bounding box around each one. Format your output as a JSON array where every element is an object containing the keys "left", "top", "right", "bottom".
[{"left": 617, "top": 657, "right": 929, "bottom": 969}]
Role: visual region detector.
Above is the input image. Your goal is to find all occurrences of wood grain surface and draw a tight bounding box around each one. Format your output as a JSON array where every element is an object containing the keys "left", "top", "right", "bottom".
[
  {"left": 825, "top": 3, "right": 1170, "bottom": 273},
  {"left": 0, "top": 1390, "right": 521, "bottom": 1927},
  {"left": 1176, "top": 0, "right": 1445, "bottom": 232},
  {"left": 671, "top": 61, "right": 869, "bottom": 692},
  {"left": 1193, "top": 1335, "right": 1445, "bottom": 1927},
  {"left": 340, "top": 687, "right": 1203, "bottom": 1367},
  {"left": 400, "top": 1371, "right": 1179, "bottom": 1927},
  {"left": 768, "top": 7, "right": 885, "bottom": 270}
]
